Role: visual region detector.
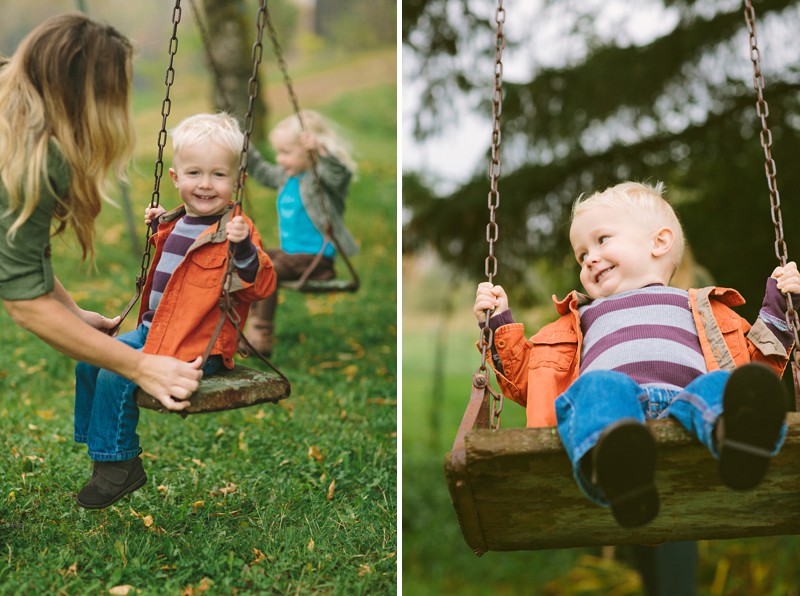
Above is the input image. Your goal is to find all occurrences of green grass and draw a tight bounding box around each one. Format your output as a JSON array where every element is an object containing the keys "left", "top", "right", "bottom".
[
  {"left": 0, "top": 54, "right": 396, "bottom": 593},
  {"left": 401, "top": 262, "right": 800, "bottom": 595}
]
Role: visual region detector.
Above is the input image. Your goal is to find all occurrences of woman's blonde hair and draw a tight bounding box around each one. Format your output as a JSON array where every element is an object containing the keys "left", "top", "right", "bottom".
[
  {"left": 269, "top": 110, "right": 357, "bottom": 173},
  {"left": 0, "top": 13, "right": 134, "bottom": 260},
  {"left": 572, "top": 181, "right": 686, "bottom": 271}
]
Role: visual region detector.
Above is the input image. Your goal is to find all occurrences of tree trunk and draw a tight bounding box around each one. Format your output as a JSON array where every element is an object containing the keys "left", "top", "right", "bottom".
[{"left": 200, "top": 0, "right": 266, "bottom": 142}]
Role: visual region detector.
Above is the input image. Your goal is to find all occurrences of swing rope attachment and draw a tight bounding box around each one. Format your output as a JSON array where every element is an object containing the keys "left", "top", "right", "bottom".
[
  {"left": 744, "top": 1, "right": 800, "bottom": 409},
  {"left": 475, "top": 0, "right": 506, "bottom": 431}
]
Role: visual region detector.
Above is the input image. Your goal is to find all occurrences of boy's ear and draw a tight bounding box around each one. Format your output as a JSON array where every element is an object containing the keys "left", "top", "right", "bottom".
[
  {"left": 652, "top": 227, "right": 674, "bottom": 257},
  {"left": 168, "top": 167, "right": 178, "bottom": 187}
]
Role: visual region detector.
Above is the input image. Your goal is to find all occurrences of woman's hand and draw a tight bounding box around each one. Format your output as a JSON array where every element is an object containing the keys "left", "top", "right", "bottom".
[
  {"left": 78, "top": 309, "right": 121, "bottom": 332},
  {"left": 134, "top": 354, "right": 203, "bottom": 411}
]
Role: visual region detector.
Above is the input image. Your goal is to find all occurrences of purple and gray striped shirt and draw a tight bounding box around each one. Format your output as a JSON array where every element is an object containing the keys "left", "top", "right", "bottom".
[
  {"left": 577, "top": 282, "right": 793, "bottom": 390},
  {"left": 578, "top": 286, "right": 704, "bottom": 391}
]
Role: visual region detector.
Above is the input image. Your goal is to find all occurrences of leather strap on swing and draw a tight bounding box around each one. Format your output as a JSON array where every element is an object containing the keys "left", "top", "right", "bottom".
[{"left": 445, "top": 373, "right": 492, "bottom": 556}]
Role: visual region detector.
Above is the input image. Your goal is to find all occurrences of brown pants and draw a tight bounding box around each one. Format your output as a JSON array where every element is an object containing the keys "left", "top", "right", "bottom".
[{"left": 250, "top": 249, "right": 336, "bottom": 322}]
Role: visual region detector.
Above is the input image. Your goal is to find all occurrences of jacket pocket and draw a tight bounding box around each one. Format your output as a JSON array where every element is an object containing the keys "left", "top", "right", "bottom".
[
  {"left": 184, "top": 252, "right": 227, "bottom": 288},
  {"left": 529, "top": 329, "right": 578, "bottom": 373},
  {"left": 718, "top": 313, "right": 746, "bottom": 363}
]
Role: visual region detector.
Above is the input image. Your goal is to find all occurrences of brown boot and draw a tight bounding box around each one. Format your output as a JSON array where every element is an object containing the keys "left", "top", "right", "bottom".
[
  {"left": 241, "top": 318, "right": 273, "bottom": 358},
  {"left": 77, "top": 456, "right": 147, "bottom": 510}
]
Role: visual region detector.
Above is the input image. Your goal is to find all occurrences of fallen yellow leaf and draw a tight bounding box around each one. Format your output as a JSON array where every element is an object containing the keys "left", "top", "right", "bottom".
[
  {"left": 219, "top": 483, "right": 237, "bottom": 495},
  {"left": 342, "top": 364, "right": 358, "bottom": 382},
  {"left": 367, "top": 398, "right": 396, "bottom": 406},
  {"left": 252, "top": 548, "right": 267, "bottom": 564},
  {"left": 308, "top": 445, "right": 323, "bottom": 463}
]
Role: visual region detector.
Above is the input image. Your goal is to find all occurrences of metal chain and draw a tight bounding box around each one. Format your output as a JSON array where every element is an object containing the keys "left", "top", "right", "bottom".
[
  {"left": 263, "top": 9, "right": 332, "bottom": 228},
  {"left": 107, "top": 0, "right": 181, "bottom": 337},
  {"left": 143, "top": 0, "right": 182, "bottom": 282},
  {"left": 477, "top": 0, "right": 506, "bottom": 430},
  {"left": 221, "top": 0, "right": 267, "bottom": 299},
  {"left": 744, "top": 1, "right": 800, "bottom": 405},
  {"left": 263, "top": 7, "right": 359, "bottom": 289},
  {"left": 196, "top": 0, "right": 288, "bottom": 385}
]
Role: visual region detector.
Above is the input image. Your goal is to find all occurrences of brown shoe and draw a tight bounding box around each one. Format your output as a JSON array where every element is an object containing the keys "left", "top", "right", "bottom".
[
  {"left": 241, "top": 319, "right": 273, "bottom": 358},
  {"left": 717, "top": 363, "right": 786, "bottom": 490},
  {"left": 77, "top": 456, "right": 147, "bottom": 509}
]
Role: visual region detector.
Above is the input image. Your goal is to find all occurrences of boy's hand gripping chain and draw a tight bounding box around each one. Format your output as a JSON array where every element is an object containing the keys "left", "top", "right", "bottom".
[
  {"left": 745, "top": 1, "right": 800, "bottom": 409},
  {"left": 476, "top": 1, "right": 507, "bottom": 431}
]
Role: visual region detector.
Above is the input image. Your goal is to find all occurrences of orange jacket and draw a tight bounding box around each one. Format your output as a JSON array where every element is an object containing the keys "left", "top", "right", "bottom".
[
  {"left": 489, "top": 287, "right": 792, "bottom": 428},
  {"left": 137, "top": 205, "right": 276, "bottom": 369}
]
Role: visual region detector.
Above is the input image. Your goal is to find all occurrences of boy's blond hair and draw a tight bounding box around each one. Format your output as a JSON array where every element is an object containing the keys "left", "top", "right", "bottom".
[
  {"left": 572, "top": 181, "right": 685, "bottom": 273},
  {"left": 171, "top": 112, "right": 243, "bottom": 164},
  {"left": 269, "top": 110, "right": 356, "bottom": 173}
]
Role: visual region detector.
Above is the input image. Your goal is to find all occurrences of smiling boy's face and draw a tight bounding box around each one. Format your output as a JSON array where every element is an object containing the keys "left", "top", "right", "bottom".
[
  {"left": 570, "top": 204, "right": 671, "bottom": 299},
  {"left": 169, "top": 141, "right": 237, "bottom": 217}
]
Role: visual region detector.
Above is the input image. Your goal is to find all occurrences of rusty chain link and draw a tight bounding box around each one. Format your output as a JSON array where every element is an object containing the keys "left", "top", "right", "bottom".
[
  {"left": 221, "top": 0, "right": 267, "bottom": 299},
  {"left": 142, "top": 0, "right": 182, "bottom": 290},
  {"left": 744, "top": 1, "right": 800, "bottom": 407},
  {"left": 476, "top": 0, "right": 506, "bottom": 430},
  {"left": 203, "top": 0, "right": 288, "bottom": 384}
]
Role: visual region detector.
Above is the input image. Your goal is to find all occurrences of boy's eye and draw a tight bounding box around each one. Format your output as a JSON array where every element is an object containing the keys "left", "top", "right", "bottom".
[
  {"left": 598, "top": 235, "right": 609, "bottom": 244},
  {"left": 578, "top": 252, "right": 587, "bottom": 264}
]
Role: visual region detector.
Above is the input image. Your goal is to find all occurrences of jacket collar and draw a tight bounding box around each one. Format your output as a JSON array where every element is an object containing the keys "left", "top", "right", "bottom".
[
  {"left": 552, "top": 290, "right": 591, "bottom": 316},
  {"left": 158, "top": 203, "right": 235, "bottom": 243},
  {"left": 552, "top": 285, "right": 745, "bottom": 317}
]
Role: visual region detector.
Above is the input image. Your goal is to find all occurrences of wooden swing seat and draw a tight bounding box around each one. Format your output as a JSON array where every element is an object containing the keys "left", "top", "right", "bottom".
[
  {"left": 280, "top": 278, "right": 359, "bottom": 293},
  {"left": 136, "top": 364, "right": 290, "bottom": 414},
  {"left": 445, "top": 404, "right": 800, "bottom": 554}
]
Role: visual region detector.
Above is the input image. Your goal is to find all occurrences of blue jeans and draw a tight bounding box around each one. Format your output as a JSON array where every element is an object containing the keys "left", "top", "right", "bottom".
[
  {"left": 555, "top": 369, "right": 787, "bottom": 506},
  {"left": 74, "top": 324, "right": 222, "bottom": 461}
]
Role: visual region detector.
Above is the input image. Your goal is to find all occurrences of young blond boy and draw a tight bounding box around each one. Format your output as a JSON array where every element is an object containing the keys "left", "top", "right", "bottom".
[
  {"left": 475, "top": 181, "right": 800, "bottom": 527},
  {"left": 74, "top": 113, "right": 275, "bottom": 509}
]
